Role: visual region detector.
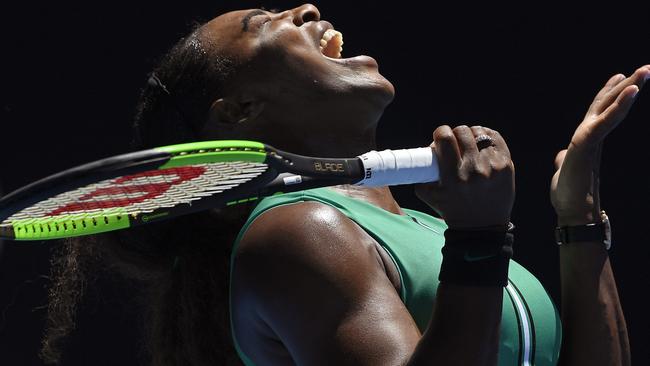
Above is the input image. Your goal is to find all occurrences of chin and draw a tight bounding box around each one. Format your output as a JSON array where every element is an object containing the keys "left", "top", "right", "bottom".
[
  {"left": 377, "top": 75, "right": 396, "bottom": 103},
  {"left": 359, "top": 74, "right": 396, "bottom": 111},
  {"left": 344, "top": 61, "right": 396, "bottom": 107}
]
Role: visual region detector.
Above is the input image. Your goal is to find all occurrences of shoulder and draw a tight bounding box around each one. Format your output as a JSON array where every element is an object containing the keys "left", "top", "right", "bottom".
[
  {"left": 230, "top": 201, "right": 395, "bottom": 318},
  {"left": 233, "top": 200, "right": 382, "bottom": 280},
  {"left": 230, "top": 201, "right": 421, "bottom": 364},
  {"left": 230, "top": 199, "right": 389, "bottom": 330}
]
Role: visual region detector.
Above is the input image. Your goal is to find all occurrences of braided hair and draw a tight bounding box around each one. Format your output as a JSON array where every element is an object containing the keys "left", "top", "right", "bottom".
[{"left": 41, "top": 25, "right": 249, "bottom": 366}]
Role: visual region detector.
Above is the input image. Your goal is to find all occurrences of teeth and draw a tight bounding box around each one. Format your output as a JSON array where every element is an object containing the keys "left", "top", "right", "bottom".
[
  {"left": 320, "top": 29, "right": 343, "bottom": 59},
  {"left": 322, "top": 29, "right": 341, "bottom": 42}
]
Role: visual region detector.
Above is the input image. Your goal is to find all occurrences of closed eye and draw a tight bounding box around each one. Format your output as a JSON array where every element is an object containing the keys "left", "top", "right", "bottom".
[
  {"left": 260, "top": 7, "right": 279, "bottom": 13},
  {"left": 242, "top": 8, "right": 276, "bottom": 32},
  {"left": 259, "top": 7, "right": 279, "bottom": 26}
]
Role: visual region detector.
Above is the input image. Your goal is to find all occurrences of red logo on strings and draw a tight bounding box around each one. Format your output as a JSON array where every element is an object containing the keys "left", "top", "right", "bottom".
[{"left": 47, "top": 166, "right": 206, "bottom": 216}]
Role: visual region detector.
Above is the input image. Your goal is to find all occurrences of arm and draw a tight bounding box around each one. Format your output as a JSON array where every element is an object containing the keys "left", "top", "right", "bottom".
[
  {"left": 232, "top": 202, "right": 504, "bottom": 366},
  {"left": 557, "top": 237, "right": 629, "bottom": 366},
  {"left": 551, "top": 65, "right": 650, "bottom": 365},
  {"left": 232, "top": 125, "right": 515, "bottom": 365},
  {"left": 410, "top": 283, "right": 504, "bottom": 366}
]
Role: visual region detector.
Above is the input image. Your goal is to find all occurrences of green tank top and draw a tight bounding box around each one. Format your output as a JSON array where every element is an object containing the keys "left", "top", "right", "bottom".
[{"left": 230, "top": 188, "right": 562, "bottom": 365}]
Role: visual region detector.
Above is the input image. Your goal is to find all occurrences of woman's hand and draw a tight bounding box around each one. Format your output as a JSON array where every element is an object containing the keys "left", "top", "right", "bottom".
[
  {"left": 415, "top": 125, "right": 515, "bottom": 229},
  {"left": 551, "top": 66, "right": 649, "bottom": 226}
]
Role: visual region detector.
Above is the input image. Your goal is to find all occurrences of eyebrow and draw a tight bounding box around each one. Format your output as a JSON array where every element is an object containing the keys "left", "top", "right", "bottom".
[{"left": 242, "top": 10, "right": 267, "bottom": 32}]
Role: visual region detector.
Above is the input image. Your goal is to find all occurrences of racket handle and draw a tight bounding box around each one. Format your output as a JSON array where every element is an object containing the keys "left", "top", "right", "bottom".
[{"left": 356, "top": 147, "right": 439, "bottom": 187}]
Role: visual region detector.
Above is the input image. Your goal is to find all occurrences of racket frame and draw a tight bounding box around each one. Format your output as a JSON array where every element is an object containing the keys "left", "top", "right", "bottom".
[{"left": 0, "top": 140, "right": 364, "bottom": 241}]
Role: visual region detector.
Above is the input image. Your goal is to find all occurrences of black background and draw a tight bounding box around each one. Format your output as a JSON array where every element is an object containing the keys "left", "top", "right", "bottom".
[{"left": 1, "top": 1, "right": 649, "bottom": 364}]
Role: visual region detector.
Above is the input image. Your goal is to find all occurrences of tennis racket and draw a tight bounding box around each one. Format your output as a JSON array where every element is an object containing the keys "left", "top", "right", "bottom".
[{"left": 0, "top": 140, "right": 439, "bottom": 241}]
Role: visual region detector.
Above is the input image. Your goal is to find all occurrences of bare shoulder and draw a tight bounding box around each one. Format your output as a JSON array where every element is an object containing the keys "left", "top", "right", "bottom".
[
  {"left": 232, "top": 201, "right": 384, "bottom": 296},
  {"left": 230, "top": 201, "right": 420, "bottom": 365},
  {"left": 235, "top": 201, "right": 378, "bottom": 262}
]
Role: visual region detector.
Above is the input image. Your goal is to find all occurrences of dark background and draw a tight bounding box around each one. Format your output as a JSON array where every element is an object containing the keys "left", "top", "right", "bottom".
[{"left": 1, "top": 1, "right": 649, "bottom": 364}]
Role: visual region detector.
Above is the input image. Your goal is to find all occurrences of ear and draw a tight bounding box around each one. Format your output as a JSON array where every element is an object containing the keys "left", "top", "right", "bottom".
[{"left": 207, "top": 97, "right": 265, "bottom": 126}]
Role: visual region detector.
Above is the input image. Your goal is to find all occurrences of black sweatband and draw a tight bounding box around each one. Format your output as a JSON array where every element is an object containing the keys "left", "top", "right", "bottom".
[{"left": 438, "top": 226, "right": 514, "bottom": 287}]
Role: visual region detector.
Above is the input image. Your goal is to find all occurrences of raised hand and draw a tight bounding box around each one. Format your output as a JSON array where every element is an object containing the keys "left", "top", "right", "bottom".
[{"left": 551, "top": 66, "right": 650, "bottom": 226}]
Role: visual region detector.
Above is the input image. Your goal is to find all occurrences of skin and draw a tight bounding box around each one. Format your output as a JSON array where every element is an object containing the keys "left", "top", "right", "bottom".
[
  {"left": 193, "top": 4, "right": 640, "bottom": 365},
  {"left": 551, "top": 66, "right": 649, "bottom": 366},
  {"left": 199, "top": 5, "right": 394, "bottom": 158}
]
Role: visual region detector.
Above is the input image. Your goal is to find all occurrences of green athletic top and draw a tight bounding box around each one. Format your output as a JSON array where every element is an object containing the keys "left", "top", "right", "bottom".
[{"left": 230, "top": 188, "right": 562, "bottom": 365}]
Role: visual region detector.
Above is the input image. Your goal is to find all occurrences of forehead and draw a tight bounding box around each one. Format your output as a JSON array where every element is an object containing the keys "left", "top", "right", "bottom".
[{"left": 199, "top": 10, "right": 256, "bottom": 50}]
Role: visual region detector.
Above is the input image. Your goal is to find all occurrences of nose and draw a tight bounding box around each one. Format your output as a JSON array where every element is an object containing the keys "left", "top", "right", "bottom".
[{"left": 290, "top": 4, "right": 320, "bottom": 26}]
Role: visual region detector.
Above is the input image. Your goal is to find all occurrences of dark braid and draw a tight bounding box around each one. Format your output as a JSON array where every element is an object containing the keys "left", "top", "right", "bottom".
[
  {"left": 41, "top": 25, "right": 248, "bottom": 366},
  {"left": 133, "top": 30, "right": 235, "bottom": 149}
]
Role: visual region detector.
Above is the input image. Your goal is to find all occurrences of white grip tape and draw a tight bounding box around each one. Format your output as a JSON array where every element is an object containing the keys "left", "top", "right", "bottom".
[{"left": 356, "top": 147, "right": 439, "bottom": 187}]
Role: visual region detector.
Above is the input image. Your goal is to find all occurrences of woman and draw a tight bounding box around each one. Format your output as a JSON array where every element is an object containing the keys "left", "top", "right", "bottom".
[{"left": 42, "top": 4, "right": 644, "bottom": 365}]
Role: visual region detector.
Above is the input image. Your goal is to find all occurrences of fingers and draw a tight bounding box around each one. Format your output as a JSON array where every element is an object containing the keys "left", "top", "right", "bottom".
[
  {"left": 603, "top": 84, "right": 640, "bottom": 120},
  {"left": 470, "top": 125, "right": 512, "bottom": 166},
  {"left": 433, "top": 125, "right": 510, "bottom": 167},
  {"left": 432, "top": 125, "right": 461, "bottom": 177},
  {"left": 470, "top": 125, "right": 498, "bottom": 159},
  {"left": 433, "top": 125, "right": 512, "bottom": 180},
  {"left": 591, "top": 84, "right": 640, "bottom": 141},
  {"left": 469, "top": 125, "right": 489, "bottom": 140},
  {"left": 432, "top": 125, "right": 488, "bottom": 182},
  {"left": 482, "top": 127, "right": 511, "bottom": 159},
  {"left": 453, "top": 125, "right": 479, "bottom": 158},
  {"left": 422, "top": 124, "right": 515, "bottom": 228},
  {"left": 593, "top": 65, "right": 650, "bottom": 115},
  {"left": 588, "top": 73, "right": 625, "bottom": 114}
]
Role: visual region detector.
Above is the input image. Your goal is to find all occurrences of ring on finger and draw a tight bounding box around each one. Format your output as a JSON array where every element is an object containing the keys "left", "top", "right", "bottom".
[{"left": 475, "top": 134, "right": 496, "bottom": 150}]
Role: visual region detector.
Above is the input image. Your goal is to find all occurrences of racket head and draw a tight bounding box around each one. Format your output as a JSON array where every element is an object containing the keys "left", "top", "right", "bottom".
[
  {"left": 0, "top": 140, "right": 363, "bottom": 241},
  {"left": 0, "top": 140, "right": 273, "bottom": 241}
]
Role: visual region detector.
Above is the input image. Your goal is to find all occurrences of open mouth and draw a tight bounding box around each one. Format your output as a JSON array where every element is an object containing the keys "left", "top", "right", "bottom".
[
  {"left": 315, "top": 25, "right": 377, "bottom": 69},
  {"left": 319, "top": 29, "right": 343, "bottom": 59}
]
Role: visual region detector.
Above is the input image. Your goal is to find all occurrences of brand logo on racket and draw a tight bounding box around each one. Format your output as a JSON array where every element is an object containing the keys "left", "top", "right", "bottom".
[
  {"left": 46, "top": 166, "right": 206, "bottom": 216},
  {"left": 314, "top": 162, "right": 345, "bottom": 173}
]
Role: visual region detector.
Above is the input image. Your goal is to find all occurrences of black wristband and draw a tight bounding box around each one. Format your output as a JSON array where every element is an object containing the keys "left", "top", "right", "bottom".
[{"left": 438, "top": 227, "right": 514, "bottom": 287}]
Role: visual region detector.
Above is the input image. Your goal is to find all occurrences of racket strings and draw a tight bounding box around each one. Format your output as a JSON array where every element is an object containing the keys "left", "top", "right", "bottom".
[{"left": 1, "top": 161, "right": 268, "bottom": 228}]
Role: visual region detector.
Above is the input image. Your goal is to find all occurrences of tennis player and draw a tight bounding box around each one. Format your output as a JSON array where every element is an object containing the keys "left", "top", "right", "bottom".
[{"left": 42, "top": 4, "right": 645, "bottom": 365}]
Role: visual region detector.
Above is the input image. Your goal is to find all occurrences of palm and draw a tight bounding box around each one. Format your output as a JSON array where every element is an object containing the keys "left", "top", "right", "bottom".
[{"left": 550, "top": 67, "right": 649, "bottom": 225}]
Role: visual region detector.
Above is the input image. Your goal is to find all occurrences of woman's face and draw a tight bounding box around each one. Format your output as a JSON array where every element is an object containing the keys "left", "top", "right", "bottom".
[{"left": 198, "top": 4, "right": 395, "bottom": 150}]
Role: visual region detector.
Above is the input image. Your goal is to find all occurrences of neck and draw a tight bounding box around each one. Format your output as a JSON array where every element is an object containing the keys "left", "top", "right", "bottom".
[
  {"left": 278, "top": 125, "right": 378, "bottom": 158},
  {"left": 329, "top": 185, "right": 405, "bottom": 215},
  {"left": 254, "top": 109, "right": 402, "bottom": 213},
  {"left": 256, "top": 102, "right": 384, "bottom": 158}
]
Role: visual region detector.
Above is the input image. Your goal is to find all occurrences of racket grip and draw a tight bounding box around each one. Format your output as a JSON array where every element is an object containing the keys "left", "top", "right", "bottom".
[{"left": 356, "top": 147, "right": 439, "bottom": 187}]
